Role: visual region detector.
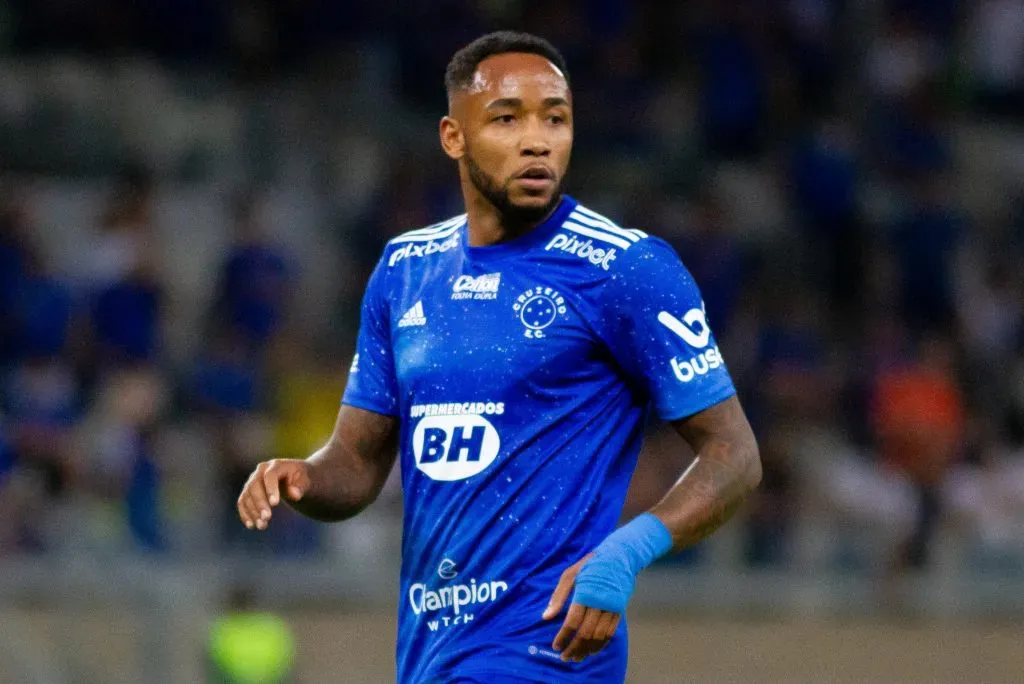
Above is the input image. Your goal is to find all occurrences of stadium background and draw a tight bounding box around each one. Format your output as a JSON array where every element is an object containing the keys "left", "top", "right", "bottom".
[{"left": 1, "top": 0, "right": 1023, "bottom": 681}]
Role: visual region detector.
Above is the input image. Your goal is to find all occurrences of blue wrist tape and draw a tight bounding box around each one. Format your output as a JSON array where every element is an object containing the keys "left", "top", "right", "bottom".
[{"left": 571, "top": 513, "right": 673, "bottom": 614}]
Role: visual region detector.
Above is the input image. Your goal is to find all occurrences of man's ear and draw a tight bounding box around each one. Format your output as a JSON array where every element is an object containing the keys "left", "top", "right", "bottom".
[{"left": 440, "top": 116, "right": 464, "bottom": 160}]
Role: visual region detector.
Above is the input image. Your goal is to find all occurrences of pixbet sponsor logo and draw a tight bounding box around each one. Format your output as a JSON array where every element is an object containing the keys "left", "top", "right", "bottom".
[
  {"left": 451, "top": 273, "right": 501, "bottom": 300},
  {"left": 658, "top": 306, "right": 724, "bottom": 383},
  {"left": 544, "top": 233, "right": 618, "bottom": 270},
  {"left": 388, "top": 234, "right": 460, "bottom": 267},
  {"left": 409, "top": 560, "right": 509, "bottom": 633},
  {"left": 412, "top": 412, "right": 501, "bottom": 481},
  {"left": 513, "top": 286, "right": 567, "bottom": 338}
]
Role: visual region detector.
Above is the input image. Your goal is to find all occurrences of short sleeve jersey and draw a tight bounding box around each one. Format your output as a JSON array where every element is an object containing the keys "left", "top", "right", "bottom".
[{"left": 343, "top": 196, "right": 736, "bottom": 683}]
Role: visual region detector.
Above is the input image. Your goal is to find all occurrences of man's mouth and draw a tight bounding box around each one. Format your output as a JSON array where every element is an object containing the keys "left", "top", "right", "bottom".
[{"left": 515, "top": 166, "right": 555, "bottom": 190}]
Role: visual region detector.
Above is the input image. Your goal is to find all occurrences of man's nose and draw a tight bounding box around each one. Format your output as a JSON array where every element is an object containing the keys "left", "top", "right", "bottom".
[{"left": 520, "top": 119, "right": 551, "bottom": 156}]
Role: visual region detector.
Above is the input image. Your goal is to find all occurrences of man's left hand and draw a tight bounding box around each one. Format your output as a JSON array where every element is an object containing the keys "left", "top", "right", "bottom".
[{"left": 542, "top": 554, "right": 622, "bottom": 663}]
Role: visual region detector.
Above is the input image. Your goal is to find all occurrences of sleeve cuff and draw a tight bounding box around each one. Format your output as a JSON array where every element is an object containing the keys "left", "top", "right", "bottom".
[{"left": 341, "top": 394, "right": 400, "bottom": 418}]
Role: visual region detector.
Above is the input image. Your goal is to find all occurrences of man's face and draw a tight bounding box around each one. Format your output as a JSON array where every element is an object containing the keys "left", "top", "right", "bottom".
[{"left": 444, "top": 52, "right": 573, "bottom": 222}]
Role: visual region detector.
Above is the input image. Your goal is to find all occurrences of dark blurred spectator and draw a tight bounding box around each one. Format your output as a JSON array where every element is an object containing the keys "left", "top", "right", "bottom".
[
  {"left": 743, "top": 427, "right": 796, "bottom": 567},
  {"left": 789, "top": 117, "right": 864, "bottom": 318},
  {"left": 395, "top": 0, "right": 488, "bottom": 108},
  {"left": 4, "top": 245, "right": 74, "bottom": 362},
  {"left": 968, "top": 0, "right": 1024, "bottom": 118},
  {"left": 193, "top": 327, "right": 263, "bottom": 417},
  {"left": 842, "top": 313, "right": 914, "bottom": 448},
  {"left": 866, "top": 11, "right": 941, "bottom": 101},
  {"left": 0, "top": 423, "right": 28, "bottom": 552},
  {"left": 0, "top": 353, "right": 80, "bottom": 538},
  {"left": 82, "top": 366, "right": 170, "bottom": 551},
  {"left": 890, "top": 0, "right": 960, "bottom": 42},
  {"left": 580, "top": 35, "right": 657, "bottom": 155},
  {"left": 0, "top": 191, "right": 41, "bottom": 363},
  {"left": 696, "top": 5, "right": 769, "bottom": 158},
  {"left": 79, "top": 165, "right": 158, "bottom": 292},
  {"left": 872, "top": 84, "right": 952, "bottom": 179},
  {"left": 750, "top": 288, "right": 831, "bottom": 427},
  {"left": 0, "top": 184, "right": 31, "bottom": 276},
  {"left": 872, "top": 335, "right": 965, "bottom": 568},
  {"left": 212, "top": 193, "right": 291, "bottom": 349},
  {"left": 778, "top": 0, "right": 840, "bottom": 114},
  {"left": 890, "top": 175, "right": 963, "bottom": 333},
  {"left": 955, "top": 245, "right": 1023, "bottom": 367},
  {"left": 90, "top": 260, "right": 164, "bottom": 364},
  {"left": 192, "top": 326, "right": 269, "bottom": 547}
]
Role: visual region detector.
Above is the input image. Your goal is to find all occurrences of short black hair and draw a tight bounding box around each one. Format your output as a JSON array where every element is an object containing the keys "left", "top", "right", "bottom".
[{"left": 445, "top": 31, "right": 569, "bottom": 97}]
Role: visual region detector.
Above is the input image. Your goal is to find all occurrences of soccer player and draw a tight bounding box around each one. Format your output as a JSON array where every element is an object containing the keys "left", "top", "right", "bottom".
[{"left": 236, "top": 31, "right": 761, "bottom": 683}]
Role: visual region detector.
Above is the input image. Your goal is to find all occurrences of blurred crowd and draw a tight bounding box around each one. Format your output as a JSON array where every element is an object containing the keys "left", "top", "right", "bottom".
[{"left": 1, "top": 0, "right": 1024, "bottom": 578}]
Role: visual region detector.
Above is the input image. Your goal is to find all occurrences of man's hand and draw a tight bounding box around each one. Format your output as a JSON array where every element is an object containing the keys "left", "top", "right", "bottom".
[
  {"left": 237, "top": 459, "right": 313, "bottom": 530},
  {"left": 542, "top": 554, "right": 622, "bottom": 663}
]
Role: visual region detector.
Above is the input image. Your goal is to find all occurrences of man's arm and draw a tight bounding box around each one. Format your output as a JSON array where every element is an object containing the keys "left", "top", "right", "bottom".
[
  {"left": 236, "top": 404, "right": 399, "bottom": 529},
  {"left": 652, "top": 394, "right": 761, "bottom": 549},
  {"left": 545, "top": 395, "right": 759, "bottom": 662}
]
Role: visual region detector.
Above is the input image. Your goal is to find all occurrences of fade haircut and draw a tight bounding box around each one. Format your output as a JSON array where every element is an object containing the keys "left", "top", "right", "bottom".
[{"left": 444, "top": 31, "right": 569, "bottom": 99}]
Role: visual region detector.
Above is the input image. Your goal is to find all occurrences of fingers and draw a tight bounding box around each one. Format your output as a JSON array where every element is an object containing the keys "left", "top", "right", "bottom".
[
  {"left": 262, "top": 462, "right": 283, "bottom": 507},
  {"left": 552, "top": 602, "right": 585, "bottom": 653},
  {"left": 247, "top": 467, "right": 274, "bottom": 530},
  {"left": 236, "top": 493, "right": 254, "bottom": 530},
  {"left": 284, "top": 466, "right": 310, "bottom": 502},
  {"left": 551, "top": 605, "right": 623, "bottom": 663},
  {"left": 542, "top": 553, "right": 593, "bottom": 620},
  {"left": 593, "top": 611, "right": 616, "bottom": 641},
  {"left": 236, "top": 470, "right": 263, "bottom": 529},
  {"left": 559, "top": 606, "right": 601, "bottom": 662},
  {"left": 608, "top": 614, "right": 621, "bottom": 639},
  {"left": 543, "top": 567, "right": 576, "bottom": 620},
  {"left": 238, "top": 461, "right": 288, "bottom": 531}
]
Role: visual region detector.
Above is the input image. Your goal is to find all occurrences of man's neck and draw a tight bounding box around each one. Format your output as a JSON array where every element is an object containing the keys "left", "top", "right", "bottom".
[{"left": 464, "top": 191, "right": 561, "bottom": 248}]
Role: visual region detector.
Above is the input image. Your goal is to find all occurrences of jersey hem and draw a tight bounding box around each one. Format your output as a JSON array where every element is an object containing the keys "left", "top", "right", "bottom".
[{"left": 424, "top": 669, "right": 564, "bottom": 684}]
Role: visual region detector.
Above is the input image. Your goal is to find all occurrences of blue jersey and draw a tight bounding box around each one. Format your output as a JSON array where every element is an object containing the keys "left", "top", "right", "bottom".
[{"left": 342, "top": 196, "right": 736, "bottom": 683}]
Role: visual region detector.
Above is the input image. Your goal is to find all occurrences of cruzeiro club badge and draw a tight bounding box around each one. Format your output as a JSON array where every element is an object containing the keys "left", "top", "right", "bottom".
[{"left": 513, "top": 286, "right": 567, "bottom": 338}]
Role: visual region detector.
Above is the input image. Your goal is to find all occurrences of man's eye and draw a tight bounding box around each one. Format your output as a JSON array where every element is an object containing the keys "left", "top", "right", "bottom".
[
  {"left": 549, "top": 115, "right": 565, "bottom": 125},
  {"left": 494, "top": 115, "right": 516, "bottom": 124}
]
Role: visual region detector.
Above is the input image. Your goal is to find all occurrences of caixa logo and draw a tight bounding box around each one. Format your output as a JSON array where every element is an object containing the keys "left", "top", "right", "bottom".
[{"left": 413, "top": 414, "right": 501, "bottom": 481}]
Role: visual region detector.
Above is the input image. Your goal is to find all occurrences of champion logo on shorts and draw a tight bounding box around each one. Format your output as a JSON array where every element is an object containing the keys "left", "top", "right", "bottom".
[{"left": 398, "top": 301, "right": 427, "bottom": 328}]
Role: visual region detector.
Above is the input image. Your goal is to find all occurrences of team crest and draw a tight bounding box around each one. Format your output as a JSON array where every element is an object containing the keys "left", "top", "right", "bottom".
[{"left": 513, "top": 286, "right": 567, "bottom": 338}]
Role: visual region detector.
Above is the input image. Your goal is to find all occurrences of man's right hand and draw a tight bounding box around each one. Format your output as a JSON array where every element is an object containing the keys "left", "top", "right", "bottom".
[{"left": 237, "top": 459, "right": 313, "bottom": 530}]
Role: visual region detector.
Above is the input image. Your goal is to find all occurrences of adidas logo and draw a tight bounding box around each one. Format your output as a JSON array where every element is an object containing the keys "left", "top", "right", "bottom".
[{"left": 398, "top": 301, "right": 427, "bottom": 328}]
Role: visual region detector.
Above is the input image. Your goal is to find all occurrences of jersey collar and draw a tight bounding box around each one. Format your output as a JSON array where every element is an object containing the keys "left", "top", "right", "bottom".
[{"left": 461, "top": 195, "right": 578, "bottom": 263}]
